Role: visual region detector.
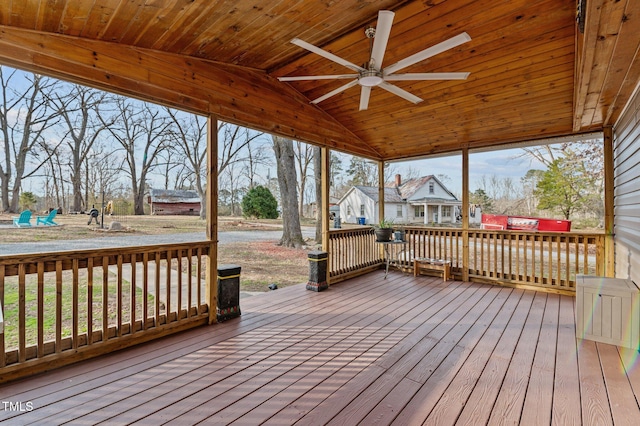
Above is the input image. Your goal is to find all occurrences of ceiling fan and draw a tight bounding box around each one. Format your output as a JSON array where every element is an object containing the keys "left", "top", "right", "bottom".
[{"left": 278, "top": 10, "right": 471, "bottom": 111}]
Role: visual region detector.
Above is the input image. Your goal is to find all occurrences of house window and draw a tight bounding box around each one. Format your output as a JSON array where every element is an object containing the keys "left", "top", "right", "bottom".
[
  {"left": 429, "top": 182, "right": 435, "bottom": 194},
  {"left": 414, "top": 206, "right": 425, "bottom": 217},
  {"left": 442, "top": 206, "right": 452, "bottom": 217},
  {"left": 396, "top": 204, "right": 403, "bottom": 218},
  {"left": 360, "top": 204, "right": 365, "bottom": 216},
  {"left": 347, "top": 205, "right": 352, "bottom": 215}
]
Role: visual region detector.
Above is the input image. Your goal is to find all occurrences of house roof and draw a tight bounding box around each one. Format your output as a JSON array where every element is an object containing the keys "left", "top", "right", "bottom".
[
  {"left": 149, "top": 189, "right": 201, "bottom": 204},
  {"left": 0, "top": 1, "right": 636, "bottom": 162},
  {"left": 386, "top": 175, "right": 459, "bottom": 201},
  {"left": 354, "top": 186, "right": 404, "bottom": 203}
]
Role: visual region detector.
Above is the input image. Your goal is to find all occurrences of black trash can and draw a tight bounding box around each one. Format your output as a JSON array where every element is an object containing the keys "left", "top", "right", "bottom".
[{"left": 217, "top": 264, "right": 241, "bottom": 322}]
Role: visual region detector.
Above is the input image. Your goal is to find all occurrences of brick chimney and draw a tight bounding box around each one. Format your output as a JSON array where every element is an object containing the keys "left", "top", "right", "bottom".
[{"left": 395, "top": 174, "right": 402, "bottom": 187}]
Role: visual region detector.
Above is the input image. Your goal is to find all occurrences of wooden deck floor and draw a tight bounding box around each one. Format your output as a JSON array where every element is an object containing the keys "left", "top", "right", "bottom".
[{"left": 1, "top": 271, "right": 639, "bottom": 425}]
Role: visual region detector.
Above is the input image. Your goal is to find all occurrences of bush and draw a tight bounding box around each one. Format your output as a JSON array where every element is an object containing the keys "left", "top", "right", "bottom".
[
  {"left": 241, "top": 186, "right": 278, "bottom": 219},
  {"left": 19, "top": 191, "right": 38, "bottom": 211}
]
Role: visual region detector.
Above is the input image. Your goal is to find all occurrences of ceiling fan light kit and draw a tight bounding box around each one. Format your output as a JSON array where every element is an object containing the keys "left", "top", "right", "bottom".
[{"left": 278, "top": 10, "right": 471, "bottom": 111}]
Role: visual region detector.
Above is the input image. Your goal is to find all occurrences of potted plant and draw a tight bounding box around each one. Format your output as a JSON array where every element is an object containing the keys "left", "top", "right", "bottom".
[{"left": 374, "top": 218, "right": 394, "bottom": 242}]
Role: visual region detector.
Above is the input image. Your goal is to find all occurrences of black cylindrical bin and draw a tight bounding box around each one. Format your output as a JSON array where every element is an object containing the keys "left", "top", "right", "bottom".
[
  {"left": 217, "top": 264, "right": 241, "bottom": 322},
  {"left": 306, "top": 251, "right": 328, "bottom": 292}
]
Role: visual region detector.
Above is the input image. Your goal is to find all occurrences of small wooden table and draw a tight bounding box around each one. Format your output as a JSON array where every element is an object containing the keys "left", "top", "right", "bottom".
[{"left": 414, "top": 258, "right": 451, "bottom": 281}]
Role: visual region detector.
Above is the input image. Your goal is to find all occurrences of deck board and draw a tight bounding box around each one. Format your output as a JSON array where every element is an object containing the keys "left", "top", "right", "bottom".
[{"left": 1, "top": 270, "right": 639, "bottom": 425}]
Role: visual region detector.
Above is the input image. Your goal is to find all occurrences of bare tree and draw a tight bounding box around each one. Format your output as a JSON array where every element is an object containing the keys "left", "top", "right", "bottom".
[
  {"left": 0, "top": 68, "right": 60, "bottom": 212},
  {"left": 103, "top": 97, "right": 172, "bottom": 215},
  {"left": 165, "top": 110, "right": 208, "bottom": 218},
  {"left": 85, "top": 142, "right": 123, "bottom": 207},
  {"left": 294, "top": 141, "right": 314, "bottom": 218},
  {"left": 273, "top": 136, "right": 305, "bottom": 247},
  {"left": 241, "top": 139, "right": 271, "bottom": 190},
  {"left": 50, "top": 84, "right": 115, "bottom": 212}
]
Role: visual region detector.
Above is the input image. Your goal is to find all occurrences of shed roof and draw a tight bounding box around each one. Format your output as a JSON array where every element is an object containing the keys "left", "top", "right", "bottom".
[{"left": 149, "top": 189, "right": 201, "bottom": 204}]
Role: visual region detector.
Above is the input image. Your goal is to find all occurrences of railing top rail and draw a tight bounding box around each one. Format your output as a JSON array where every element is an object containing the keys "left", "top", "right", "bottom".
[
  {"left": 0, "top": 240, "right": 211, "bottom": 265},
  {"left": 328, "top": 227, "right": 375, "bottom": 236}
]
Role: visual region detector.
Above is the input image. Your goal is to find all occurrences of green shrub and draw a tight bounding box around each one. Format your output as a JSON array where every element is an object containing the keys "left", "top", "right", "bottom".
[{"left": 241, "top": 186, "right": 278, "bottom": 219}]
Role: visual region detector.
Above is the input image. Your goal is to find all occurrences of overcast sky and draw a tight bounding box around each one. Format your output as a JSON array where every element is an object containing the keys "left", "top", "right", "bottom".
[{"left": 388, "top": 146, "right": 547, "bottom": 197}]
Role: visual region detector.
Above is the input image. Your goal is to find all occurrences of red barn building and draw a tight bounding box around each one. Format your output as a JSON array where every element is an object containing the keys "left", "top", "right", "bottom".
[{"left": 147, "top": 189, "right": 201, "bottom": 216}]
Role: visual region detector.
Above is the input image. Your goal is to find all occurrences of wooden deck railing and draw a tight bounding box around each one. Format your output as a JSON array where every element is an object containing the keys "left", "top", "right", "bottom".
[
  {"left": 0, "top": 242, "right": 210, "bottom": 382},
  {"left": 328, "top": 226, "right": 604, "bottom": 292},
  {"left": 328, "top": 227, "right": 383, "bottom": 281}
]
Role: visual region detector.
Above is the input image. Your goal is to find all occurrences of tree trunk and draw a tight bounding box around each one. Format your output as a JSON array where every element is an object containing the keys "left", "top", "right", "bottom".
[
  {"left": 314, "top": 146, "right": 322, "bottom": 243},
  {"left": 273, "top": 136, "right": 305, "bottom": 248}
]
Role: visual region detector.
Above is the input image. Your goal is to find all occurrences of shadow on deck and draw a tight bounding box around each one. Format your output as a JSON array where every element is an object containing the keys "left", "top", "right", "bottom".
[{"left": 1, "top": 270, "right": 639, "bottom": 424}]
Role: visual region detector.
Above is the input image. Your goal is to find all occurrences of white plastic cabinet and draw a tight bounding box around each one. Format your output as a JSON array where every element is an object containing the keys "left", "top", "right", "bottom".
[{"left": 576, "top": 275, "right": 639, "bottom": 349}]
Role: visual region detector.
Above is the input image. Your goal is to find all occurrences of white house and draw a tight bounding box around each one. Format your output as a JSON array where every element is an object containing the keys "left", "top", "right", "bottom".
[{"left": 338, "top": 174, "right": 481, "bottom": 225}]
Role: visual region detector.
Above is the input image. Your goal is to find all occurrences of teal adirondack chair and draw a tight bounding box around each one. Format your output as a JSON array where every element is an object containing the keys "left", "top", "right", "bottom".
[
  {"left": 36, "top": 209, "right": 58, "bottom": 226},
  {"left": 12, "top": 210, "right": 32, "bottom": 227}
]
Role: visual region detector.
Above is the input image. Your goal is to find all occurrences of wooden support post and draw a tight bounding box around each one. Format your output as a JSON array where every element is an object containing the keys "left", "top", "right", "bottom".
[
  {"left": 378, "top": 161, "right": 385, "bottom": 224},
  {"left": 378, "top": 161, "right": 385, "bottom": 263},
  {"left": 462, "top": 148, "right": 470, "bottom": 281},
  {"left": 206, "top": 115, "right": 219, "bottom": 324},
  {"left": 321, "top": 147, "right": 331, "bottom": 285},
  {"left": 603, "top": 126, "right": 615, "bottom": 277}
]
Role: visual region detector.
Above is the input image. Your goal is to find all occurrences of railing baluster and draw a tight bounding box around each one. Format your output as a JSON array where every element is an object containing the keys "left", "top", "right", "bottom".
[
  {"left": 72, "top": 259, "right": 79, "bottom": 349},
  {"left": 18, "top": 264, "right": 26, "bottom": 363},
  {"left": 37, "top": 262, "right": 44, "bottom": 357},
  {"left": 143, "top": 252, "right": 149, "bottom": 328},
  {"left": 131, "top": 254, "right": 137, "bottom": 335},
  {"left": 166, "top": 250, "right": 172, "bottom": 322},
  {"left": 155, "top": 252, "right": 161, "bottom": 324},
  {"left": 88, "top": 257, "right": 94, "bottom": 345},
  {"left": 187, "top": 248, "right": 193, "bottom": 316},
  {"left": 102, "top": 256, "right": 109, "bottom": 342},
  {"left": 177, "top": 250, "right": 183, "bottom": 320},
  {"left": 117, "top": 255, "right": 123, "bottom": 337},
  {"left": 56, "top": 261, "right": 62, "bottom": 353},
  {"left": 196, "top": 248, "right": 202, "bottom": 313}
]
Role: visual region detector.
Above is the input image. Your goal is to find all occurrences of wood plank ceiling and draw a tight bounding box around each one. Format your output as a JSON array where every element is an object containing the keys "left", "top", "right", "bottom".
[{"left": 0, "top": 0, "right": 638, "bottom": 161}]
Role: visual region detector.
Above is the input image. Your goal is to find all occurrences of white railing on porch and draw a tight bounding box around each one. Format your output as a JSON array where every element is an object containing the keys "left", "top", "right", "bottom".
[{"left": 0, "top": 242, "right": 210, "bottom": 382}]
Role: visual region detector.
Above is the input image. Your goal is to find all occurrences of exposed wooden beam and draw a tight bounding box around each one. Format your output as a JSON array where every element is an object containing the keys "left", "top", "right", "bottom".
[{"left": 0, "top": 25, "right": 381, "bottom": 160}]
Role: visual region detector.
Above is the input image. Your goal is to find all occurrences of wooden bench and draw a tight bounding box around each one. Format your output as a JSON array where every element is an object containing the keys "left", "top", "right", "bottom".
[{"left": 413, "top": 258, "right": 451, "bottom": 281}]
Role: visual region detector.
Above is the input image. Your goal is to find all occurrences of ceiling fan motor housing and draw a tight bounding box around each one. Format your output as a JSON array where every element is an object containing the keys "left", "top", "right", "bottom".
[{"left": 359, "top": 69, "right": 383, "bottom": 86}]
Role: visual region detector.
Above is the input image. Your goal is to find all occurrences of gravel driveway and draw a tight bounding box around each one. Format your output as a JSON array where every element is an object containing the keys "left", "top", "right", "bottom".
[{"left": 0, "top": 229, "right": 315, "bottom": 256}]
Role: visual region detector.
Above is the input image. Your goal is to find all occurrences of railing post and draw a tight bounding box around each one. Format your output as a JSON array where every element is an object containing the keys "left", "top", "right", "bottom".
[
  {"left": 462, "top": 148, "right": 470, "bottom": 281},
  {"left": 306, "top": 251, "right": 328, "bottom": 292},
  {"left": 217, "top": 265, "right": 241, "bottom": 321},
  {"left": 206, "top": 115, "right": 219, "bottom": 324},
  {"left": 321, "top": 147, "right": 331, "bottom": 285}
]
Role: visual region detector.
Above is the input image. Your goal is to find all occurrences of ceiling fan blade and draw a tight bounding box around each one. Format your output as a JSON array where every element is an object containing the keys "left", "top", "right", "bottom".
[
  {"left": 385, "top": 72, "right": 470, "bottom": 81},
  {"left": 369, "top": 10, "right": 394, "bottom": 69},
  {"left": 359, "top": 86, "right": 372, "bottom": 111},
  {"left": 291, "top": 38, "right": 365, "bottom": 72},
  {"left": 310, "top": 79, "right": 359, "bottom": 104},
  {"left": 384, "top": 32, "right": 471, "bottom": 75},
  {"left": 379, "top": 82, "right": 423, "bottom": 104},
  {"left": 278, "top": 74, "right": 357, "bottom": 82}
]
